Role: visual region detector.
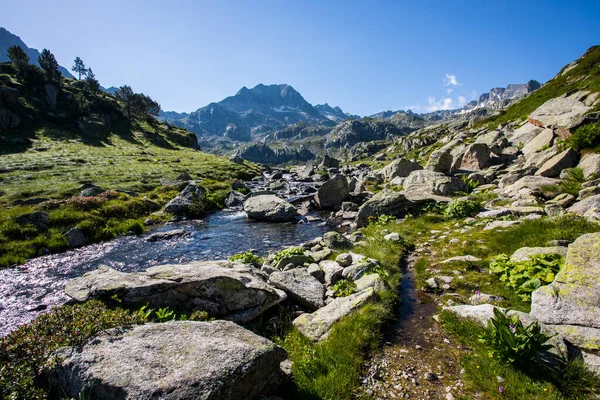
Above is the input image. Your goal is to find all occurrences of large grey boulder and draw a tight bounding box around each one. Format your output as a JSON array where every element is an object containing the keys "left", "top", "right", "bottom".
[
  {"left": 535, "top": 148, "right": 578, "bottom": 178},
  {"left": 530, "top": 233, "right": 600, "bottom": 329},
  {"left": 460, "top": 143, "right": 491, "bottom": 170},
  {"left": 65, "top": 262, "right": 286, "bottom": 323},
  {"left": 47, "top": 321, "right": 288, "bottom": 400},
  {"left": 355, "top": 189, "right": 415, "bottom": 227},
  {"left": 293, "top": 288, "right": 376, "bottom": 341},
  {"left": 268, "top": 269, "right": 325, "bottom": 310},
  {"left": 426, "top": 149, "right": 453, "bottom": 174},
  {"left": 567, "top": 194, "right": 600, "bottom": 215},
  {"left": 508, "top": 123, "right": 544, "bottom": 147},
  {"left": 404, "top": 170, "right": 467, "bottom": 196},
  {"left": 164, "top": 182, "right": 207, "bottom": 216},
  {"left": 521, "top": 128, "right": 554, "bottom": 156},
  {"left": 378, "top": 158, "right": 422, "bottom": 181},
  {"left": 510, "top": 246, "right": 568, "bottom": 262},
  {"left": 529, "top": 91, "right": 592, "bottom": 129},
  {"left": 320, "top": 154, "right": 341, "bottom": 168},
  {"left": 244, "top": 195, "right": 297, "bottom": 222},
  {"left": 578, "top": 153, "right": 600, "bottom": 179},
  {"left": 314, "top": 174, "right": 349, "bottom": 210},
  {"left": 503, "top": 175, "right": 560, "bottom": 199}
]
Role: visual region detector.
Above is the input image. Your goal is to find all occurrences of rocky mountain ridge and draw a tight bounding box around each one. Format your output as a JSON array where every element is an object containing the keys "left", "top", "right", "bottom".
[{"left": 159, "top": 83, "right": 357, "bottom": 141}]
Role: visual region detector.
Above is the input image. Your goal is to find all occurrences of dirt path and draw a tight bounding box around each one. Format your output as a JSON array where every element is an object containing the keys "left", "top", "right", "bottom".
[{"left": 358, "top": 254, "right": 468, "bottom": 399}]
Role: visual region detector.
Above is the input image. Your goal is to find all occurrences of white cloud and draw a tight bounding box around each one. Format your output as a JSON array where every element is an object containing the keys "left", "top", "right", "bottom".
[
  {"left": 444, "top": 74, "right": 460, "bottom": 86},
  {"left": 425, "top": 96, "right": 456, "bottom": 111},
  {"left": 470, "top": 91, "right": 477, "bottom": 99},
  {"left": 446, "top": 88, "right": 453, "bottom": 94},
  {"left": 457, "top": 96, "right": 467, "bottom": 106}
]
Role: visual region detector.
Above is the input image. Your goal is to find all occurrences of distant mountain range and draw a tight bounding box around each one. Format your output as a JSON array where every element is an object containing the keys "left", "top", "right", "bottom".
[
  {"left": 159, "top": 84, "right": 359, "bottom": 141},
  {"left": 0, "top": 27, "right": 74, "bottom": 79}
]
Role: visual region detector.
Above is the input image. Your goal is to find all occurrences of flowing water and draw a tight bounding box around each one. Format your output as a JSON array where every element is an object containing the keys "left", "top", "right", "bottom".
[{"left": 0, "top": 209, "right": 329, "bottom": 336}]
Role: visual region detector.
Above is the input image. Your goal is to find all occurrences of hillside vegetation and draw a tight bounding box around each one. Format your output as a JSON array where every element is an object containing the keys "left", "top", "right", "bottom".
[{"left": 0, "top": 60, "right": 261, "bottom": 267}]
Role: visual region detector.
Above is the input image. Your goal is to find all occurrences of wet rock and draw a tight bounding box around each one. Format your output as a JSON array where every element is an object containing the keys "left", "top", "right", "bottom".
[
  {"left": 225, "top": 190, "right": 247, "bottom": 208},
  {"left": 164, "top": 182, "right": 207, "bottom": 217},
  {"left": 268, "top": 269, "right": 325, "bottom": 311},
  {"left": 65, "top": 261, "right": 286, "bottom": 323},
  {"left": 293, "top": 288, "right": 376, "bottom": 341},
  {"left": 244, "top": 195, "right": 298, "bottom": 222},
  {"left": 530, "top": 233, "right": 600, "bottom": 329},
  {"left": 145, "top": 229, "right": 191, "bottom": 242},
  {"left": 64, "top": 227, "right": 86, "bottom": 248},
  {"left": 46, "top": 321, "right": 288, "bottom": 400},
  {"left": 314, "top": 174, "right": 349, "bottom": 211}
]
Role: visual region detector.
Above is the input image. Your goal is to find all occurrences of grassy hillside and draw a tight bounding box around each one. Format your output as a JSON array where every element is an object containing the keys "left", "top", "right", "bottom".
[
  {"left": 0, "top": 62, "right": 261, "bottom": 267},
  {"left": 479, "top": 45, "right": 600, "bottom": 129}
]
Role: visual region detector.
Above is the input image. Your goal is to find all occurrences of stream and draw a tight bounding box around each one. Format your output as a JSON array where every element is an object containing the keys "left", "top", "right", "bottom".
[{"left": 0, "top": 209, "right": 329, "bottom": 336}]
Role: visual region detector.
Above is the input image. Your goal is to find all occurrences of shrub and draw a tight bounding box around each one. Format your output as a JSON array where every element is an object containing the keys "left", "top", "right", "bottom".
[
  {"left": 461, "top": 176, "right": 480, "bottom": 192},
  {"left": 489, "top": 253, "right": 564, "bottom": 302},
  {"left": 444, "top": 199, "right": 481, "bottom": 219},
  {"left": 568, "top": 122, "right": 600, "bottom": 152},
  {"left": 478, "top": 307, "right": 553, "bottom": 367},
  {"left": 0, "top": 301, "right": 145, "bottom": 399},
  {"left": 541, "top": 167, "right": 585, "bottom": 197},
  {"left": 229, "top": 251, "right": 264, "bottom": 267}
]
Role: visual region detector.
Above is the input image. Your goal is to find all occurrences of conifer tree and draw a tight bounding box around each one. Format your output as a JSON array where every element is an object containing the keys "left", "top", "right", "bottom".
[
  {"left": 72, "top": 56, "right": 87, "bottom": 80},
  {"left": 6, "top": 45, "right": 30, "bottom": 71},
  {"left": 115, "top": 85, "right": 135, "bottom": 120},
  {"left": 38, "top": 49, "right": 61, "bottom": 86},
  {"left": 85, "top": 68, "right": 100, "bottom": 93}
]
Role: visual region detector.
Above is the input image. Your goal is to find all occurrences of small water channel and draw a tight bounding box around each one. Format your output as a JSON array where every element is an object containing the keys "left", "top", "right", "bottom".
[{"left": 0, "top": 210, "right": 329, "bottom": 336}]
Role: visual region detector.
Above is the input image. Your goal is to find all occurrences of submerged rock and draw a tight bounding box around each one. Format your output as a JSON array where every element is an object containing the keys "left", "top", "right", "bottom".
[
  {"left": 65, "top": 261, "right": 286, "bottom": 323},
  {"left": 46, "top": 321, "right": 288, "bottom": 400}
]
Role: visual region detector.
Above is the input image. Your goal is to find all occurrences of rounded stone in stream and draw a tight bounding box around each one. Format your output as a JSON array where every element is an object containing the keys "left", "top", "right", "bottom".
[
  {"left": 243, "top": 195, "right": 298, "bottom": 222},
  {"left": 45, "top": 320, "right": 288, "bottom": 400}
]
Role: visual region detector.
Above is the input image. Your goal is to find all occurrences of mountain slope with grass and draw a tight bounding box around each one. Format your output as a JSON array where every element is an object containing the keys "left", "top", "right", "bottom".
[{"left": 0, "top": 60, "right": 261, "bottom": 267}]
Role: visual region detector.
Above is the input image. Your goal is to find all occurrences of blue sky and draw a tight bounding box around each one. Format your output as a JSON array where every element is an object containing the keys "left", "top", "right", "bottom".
[{"left": 1, "top": 0, "right": 599, "bottom": 116}]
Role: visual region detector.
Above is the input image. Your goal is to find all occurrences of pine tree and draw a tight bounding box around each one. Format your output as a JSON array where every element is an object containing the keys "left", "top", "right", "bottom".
[
  {"left": 115, "top": 85, "right": 135, "bottom": 120},
  {"left": 6, "top": 45, "right": 30, "bottom": 71},
  {"left": 38, "top": 49, "right": 61, "bottom": 86},
  {"left": 72, "top": 56, "right": 88, "bottom": 80},
  {"left": 85, "top": 68, "right": 100, "bottom": 93}
]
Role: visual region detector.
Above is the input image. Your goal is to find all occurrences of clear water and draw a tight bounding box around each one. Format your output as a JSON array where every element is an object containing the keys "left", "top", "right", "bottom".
[{"left": 0, "top": 210, "right": 328, "bottom": 336}]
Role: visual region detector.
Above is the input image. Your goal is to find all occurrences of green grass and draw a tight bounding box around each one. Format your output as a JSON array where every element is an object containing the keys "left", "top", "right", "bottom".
[
  {"left": 270, "top": 218, "right": 407, "bottom": 399},
  {"left": 478, "top": 45, "right": 600, "bottom": 129},
  {"left": 440, "top": 311, "right": 600, "bottom": 399}
]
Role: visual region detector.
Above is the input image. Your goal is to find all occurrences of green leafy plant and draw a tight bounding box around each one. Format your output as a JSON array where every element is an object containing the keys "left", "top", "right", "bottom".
[
  {"left": 155, "top": 307, "right": 175, "bottom": 322},
  {"left": 229, "top": 251, "right": 264, "bottom": 266},
  {"left": 331, "top": 279, "right": 356, "bottom": 297},
  {"left": 489, "top": 253, "right": 564, "bottom": 301},
  {"left": 272, "top": 247, "right": 308, "bottom": 265},
  {"left": 479, "top": 307, "right": 553, "bottom": 366},
  {"left": 189, "top": 310, "right": 210, "bottom": 321},
  {"left": 444, "top": 199, "right": 481, "bottom": 219},
  {"left": 367, "top": 214, "right": 396, "bottom": 226},
  {"left": 541, "top": 167, "right": 585, "bottom": 197},
  {"left": 136, "top": 303, "right": 153, "bottom": 321}
]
